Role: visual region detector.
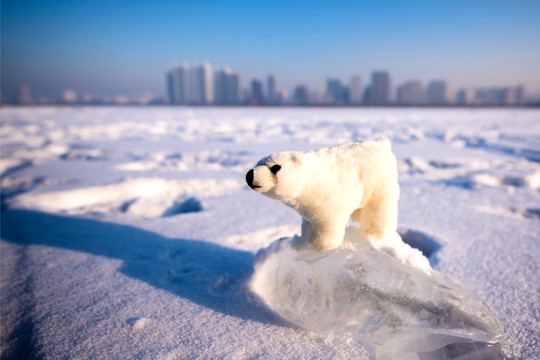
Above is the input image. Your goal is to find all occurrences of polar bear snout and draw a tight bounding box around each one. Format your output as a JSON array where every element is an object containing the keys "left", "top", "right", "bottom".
[
  {"left": 246, "top": 167, "right": 275, "bottom": 192},
  {"left": 246, "top": 168, "right": 264, "bottom": 190},
  {"left": 246, "top": 169, "right": 257, "bottom": 188}
]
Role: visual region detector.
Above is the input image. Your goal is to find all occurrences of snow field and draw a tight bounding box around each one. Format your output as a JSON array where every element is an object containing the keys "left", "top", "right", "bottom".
[{"left": 1, "top": 107, "right": 539, "bottom": 359}]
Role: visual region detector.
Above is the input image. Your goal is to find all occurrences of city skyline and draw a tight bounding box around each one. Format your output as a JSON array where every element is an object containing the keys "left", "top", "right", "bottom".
[
  {"left": 8, "top": 60, "right": 530, "bottom": 106},
  {"left": 164, "top": 62, "right": 526, "bottom": 107},
  {"left": 2, "top": 0, "right": 540, "bottom": 101},
  {"left": 9, "top": 61, "right": 530, "bottom": 106}
]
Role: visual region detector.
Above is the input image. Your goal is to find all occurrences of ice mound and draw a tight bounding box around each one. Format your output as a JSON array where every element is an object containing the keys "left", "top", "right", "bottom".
[{"left": 251, "top": 227, "right": 504, "bottom": 359}]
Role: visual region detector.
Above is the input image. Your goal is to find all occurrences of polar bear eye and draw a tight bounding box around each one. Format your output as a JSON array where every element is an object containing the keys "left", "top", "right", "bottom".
[{"left": 270, "top": 165, "right": 281, "bottom": 174}]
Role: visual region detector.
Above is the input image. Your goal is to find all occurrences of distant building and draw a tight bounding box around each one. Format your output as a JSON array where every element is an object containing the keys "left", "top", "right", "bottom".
[
  {"left": 326, "top": 78, "right": 349, "bottom": 105},
  {"left": 250, "top": 79, "right": 264, "bottom": 105},
  {"left": 226, "top": 73, "right": 242, "bottom": 105},
  {"left": 426, "top": 81, "right": 453, "bottom": 105},
  {"left": 267, "top": 74, "right": 276, "bottom": 104},
  {"left": 514, "top": 86, "right": 525, "bottom": 105},
  {"left": 166, "top": 62, "right": 213, "bottom": 105},
  {"left": 349, "top": 76, "right": 362, "bottom": 104},
  {"left": 396, "top": 81, "right": 422, "bottom": 105},
  {"left": 166, "top": 64, "right": 191, "bottom": 104},
  {"left": 191, "top": 63, "right": 213, "bottom": 105},
  {"left": 474, "top": 86, "right": 525, "bottom": 106},
  {"left": 214, "top": 67, "right": 230, "bottom": 105},
  {"left": 166, "top": 71, "right": 175, "bottom": 104},
  {"left": 456, "top": 88, "right": 474, "bottom": 105},
  {"left": 309, "top": 88, "right": 324, "bottom": 105},
  {"left": 276, "top": 89, "right": 288, "bottom": 104},
  {"left": 369, "top": 71, "right": 390, "bottom": 105},
  {"left": 293, "top": 85, "right": 309, "bottom": 105},
  {"left": 213, "top": 67, "right": 242, "bottom": 105},
  {"left": 363, "top": 86, "right": 371, "bottom": 104}
]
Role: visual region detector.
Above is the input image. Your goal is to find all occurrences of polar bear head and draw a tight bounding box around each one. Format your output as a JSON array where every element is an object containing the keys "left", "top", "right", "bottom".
[{"left": 246, "top": 151, "right": 312, "bottom": 201}]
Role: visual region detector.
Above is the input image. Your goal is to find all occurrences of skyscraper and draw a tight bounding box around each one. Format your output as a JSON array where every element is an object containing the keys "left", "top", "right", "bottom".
[
  {"left": 214, "top": 67, "right": 242, "bottom": 105},
  {"left": 250, "top": 79, "right": 264, "bottom": 105},
  {"left": 349, "top": 76, "right": 362, "bottom": 104},
  {"left": 191, "top": 62, "right": 213, "bottom": 105},
  {"left": 513, "top": 86, "right": 525, "bottom": 105},
  {"left": 474, "top": 86, "right": 525, "bottom": 106},
  {"left": 426, "top": 81, "right": 453, "bottom": 105},
  {"left": 166, "top": 64, "right": 191, "bottom": 104},
  {"left": 267, "top": 74, "right": 276, "bottom": 104},
  {"left": 166, "top": 71, "right": 175, "bottom": 104},
  {"left": 456, "top": 88, "right": 474, "bottom": 105},
  {"left": 369, "top": 71, "right": 390, "bottom": 105},
  {"left": 326, "top": 78, "right": 348, "bottom": 105},
  {"left": 214, "top": 67, "right": 230, "bottom": 105},
  {"left": 396, "top": 81, "right": 422, "bottom": 105},
  {"left": 227, "top": 73, "right": 242, "bottom": 105},
  {"left": 293, "top": 85, "right": 309, "bottom": 105}
]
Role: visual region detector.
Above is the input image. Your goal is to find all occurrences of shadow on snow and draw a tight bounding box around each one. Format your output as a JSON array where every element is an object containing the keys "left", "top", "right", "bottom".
[{"left": 0, "top": 209, "right": 282, "bottom": 327}]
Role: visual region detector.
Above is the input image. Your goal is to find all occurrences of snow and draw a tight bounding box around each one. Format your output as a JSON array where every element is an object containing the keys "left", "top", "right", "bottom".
[{"left": 1, "top": 107, "right": 539, "bottom": 359}]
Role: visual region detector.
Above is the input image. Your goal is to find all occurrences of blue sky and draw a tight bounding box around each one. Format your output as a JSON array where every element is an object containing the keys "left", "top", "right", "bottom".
[{"left": 2, "top": 0, "right": 540, "bottom": 99}]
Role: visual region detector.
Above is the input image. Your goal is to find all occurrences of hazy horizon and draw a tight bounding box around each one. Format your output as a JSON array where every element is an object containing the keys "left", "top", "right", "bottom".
[{"left": 2, "top": 0, "right": 540, "bottom": 100}]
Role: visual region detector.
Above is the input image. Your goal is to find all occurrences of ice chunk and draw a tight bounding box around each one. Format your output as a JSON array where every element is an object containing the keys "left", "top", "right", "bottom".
[{"left": 251, "top": 227, "right": 504, "bottom": 359}]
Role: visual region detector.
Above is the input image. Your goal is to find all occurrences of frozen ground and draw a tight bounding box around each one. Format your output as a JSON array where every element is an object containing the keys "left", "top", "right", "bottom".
[{"left": 1, "top": 107, "right": 539, "bottom": 359}]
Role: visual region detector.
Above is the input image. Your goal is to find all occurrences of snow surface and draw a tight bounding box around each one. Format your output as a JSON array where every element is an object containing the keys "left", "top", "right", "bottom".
[{"left": 1, "top": 107, "right": 539, "bottom": 359}]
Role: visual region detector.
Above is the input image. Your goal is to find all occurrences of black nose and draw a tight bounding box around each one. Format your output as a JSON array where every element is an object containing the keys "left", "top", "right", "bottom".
[{"left": 246, "top": 169, "right": 254, "bottom": 187}]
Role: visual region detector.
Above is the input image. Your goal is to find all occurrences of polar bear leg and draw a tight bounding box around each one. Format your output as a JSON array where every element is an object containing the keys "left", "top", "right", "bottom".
[
  {"left": 308, "top": 219, "right": 347, "bottom": 251},
  {"left": 351, "top": 197, "right": 398, "bottom": 237}
]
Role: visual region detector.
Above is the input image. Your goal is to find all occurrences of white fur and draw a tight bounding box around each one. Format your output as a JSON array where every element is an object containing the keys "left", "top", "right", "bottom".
[{"left": 248, "top": 139, "right": 400, "bottom": 251}]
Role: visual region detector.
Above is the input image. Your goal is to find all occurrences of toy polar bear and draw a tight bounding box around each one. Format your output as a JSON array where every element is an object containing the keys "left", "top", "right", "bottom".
[{"left": 246, "top": 139, "right": 400, "bottom": 251}]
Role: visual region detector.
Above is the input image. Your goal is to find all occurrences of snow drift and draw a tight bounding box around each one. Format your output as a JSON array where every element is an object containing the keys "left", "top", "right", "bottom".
[{"left": 251, "top": 227, "right": 504, "bottom": 360}]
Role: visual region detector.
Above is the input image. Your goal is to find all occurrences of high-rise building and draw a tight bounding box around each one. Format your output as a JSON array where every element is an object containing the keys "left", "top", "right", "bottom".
[
  {"left": 214, "top": 67, "right": 231, "bottom": 105},
  {"left": 166, "top": 64, "right": 191, "bottom": 104},
  {"left": 326, "top": 78, "right": 348, "bottom": 105},
  {"left": 349, "top": 76, "right": 362, "bottom": 104},
  {"left": 293, "top": 85, "right": 309, "bottom": 105},
  {"left": 456, "top": 88, "right": 474, "bottom": 105},
  {"left": 214, "top": 67, "right": 242, "bottom": 105},
  {"left": 426, "top": 81, "right": 453, "bottom": 105},
  {"left": 250, "top": 79, "right": 264, "bottom": 105},
  {"left": 227, "top": 73, "right": 242, "bottom": 105},
  {"left": 396, "top": 81, "right": 422, "bottom": 105},
  {"left": 191, "top": 62, "right": 213, "bottom": 105},
  {"left": 474, "top": 86, "right": 525, "bottom": 106},
  {"left": 166, "top": 71, "right": 175, "bottom": 104},
  {"left": 267, "top": 74, "right": 276, "bottom": 104},
  {"left": 276, "top": 89, "right": 288, "bottom": 104},
  {"left": 514, "top": 86, "right": 525, "bottom": 105},
  {"left": 369, "top": 71, "right": 391, "bottom": 105},
  {"left": 177, "top": 63, "right": 191, "bottom": 104},
  {"left": 309, "top": 88, "right": 324, "bottom": 105}
]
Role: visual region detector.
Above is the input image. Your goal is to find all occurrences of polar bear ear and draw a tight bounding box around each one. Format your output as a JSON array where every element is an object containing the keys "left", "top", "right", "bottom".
[
  {"left": 376, "top": 137, "right": 392, "bottom": 147},
  {"left": 290, "top": 153, "right": 302, "bottom": 165}
]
